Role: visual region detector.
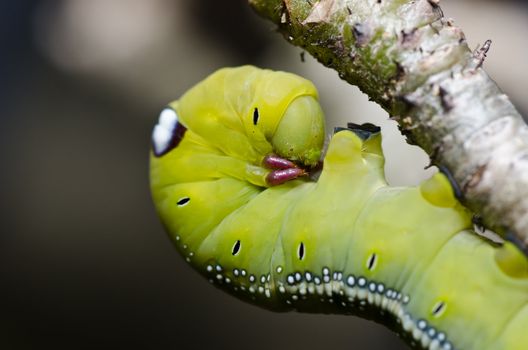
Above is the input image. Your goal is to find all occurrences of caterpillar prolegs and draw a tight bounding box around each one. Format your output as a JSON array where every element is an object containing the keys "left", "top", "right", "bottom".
[{"left": 149, "top": 66, "right": 528, "bottom": 350}]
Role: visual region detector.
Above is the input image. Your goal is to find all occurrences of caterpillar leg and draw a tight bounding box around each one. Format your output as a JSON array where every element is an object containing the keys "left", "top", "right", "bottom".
[
  {"left": 263, "top": 154, "right": 307, "bottom": 186},
  {"left": 263, "top": 154, "right": 300, "bottom": 170},
  {"left": 266, "top": 168, "right": 307, "bottom": 186}
]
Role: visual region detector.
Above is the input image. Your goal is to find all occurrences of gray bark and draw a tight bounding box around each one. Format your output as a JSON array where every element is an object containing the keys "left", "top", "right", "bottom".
[{"left": 249, "top": 0, "right": 528, "bottom": 251}]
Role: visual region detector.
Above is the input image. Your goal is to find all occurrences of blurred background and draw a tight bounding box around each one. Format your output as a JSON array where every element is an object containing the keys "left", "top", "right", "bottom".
[{"left": 1, "top": 0, "right": 526, "bottom": 349}]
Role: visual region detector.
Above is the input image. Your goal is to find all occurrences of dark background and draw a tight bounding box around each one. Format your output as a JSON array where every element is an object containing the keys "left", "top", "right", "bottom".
[{"left": 1, "top": 1, "right": 526, "bottom": 349}]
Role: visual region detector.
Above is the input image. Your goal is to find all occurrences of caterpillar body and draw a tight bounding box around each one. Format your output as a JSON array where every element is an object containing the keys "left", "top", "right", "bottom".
[{"left": 150, "top": 66, "right": 528, "bottom": 350}]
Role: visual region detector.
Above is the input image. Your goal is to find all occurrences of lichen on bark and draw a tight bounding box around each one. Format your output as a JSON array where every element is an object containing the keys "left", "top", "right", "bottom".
[{"left": 249, "top": 0, "right": 528, "bottom": 252}]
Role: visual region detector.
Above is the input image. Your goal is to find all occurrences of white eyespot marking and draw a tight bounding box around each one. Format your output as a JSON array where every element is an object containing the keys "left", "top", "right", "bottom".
[
  {"left": 152, "top": 125, "right": 172, "bottom": 155},
  {"left": 432, "top": 301, "right": 446, "bottom": 317},
  {"left": 367, "top": 253, "right": 378, "bottom": 271},
  {"left": 152, "top": 108, "right": 178, "bottom": 155},
  {"left": 232, "top": 240, "right": 241, "bottom": 256},
  {"left": 276, "top": 266, "right": 283, "bottom": 274},
  {"left": 152, "top": 107, "right": 187, "bottom": 157},
  {"left": 159, "top": 108, "right": 178, "bottom": 129},
  {"left": 177, "top": 197, "right": 190, "bottom": 207}
]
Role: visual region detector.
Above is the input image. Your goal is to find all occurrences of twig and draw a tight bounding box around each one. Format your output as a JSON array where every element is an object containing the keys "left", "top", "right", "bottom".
[{"left": 249, "top": 0, "right": 528, "bottom": 252}]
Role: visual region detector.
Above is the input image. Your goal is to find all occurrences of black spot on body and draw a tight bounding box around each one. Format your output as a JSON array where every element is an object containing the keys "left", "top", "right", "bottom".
[
  {"left": 177, "top": 197, "right": 190, "bottom": 206},
  {"left": 232, "top": 240, "right": 241, "bottom": 255},
  {"left": 432, "top": 301, "right": 446, "bottom": 316},
  {"left": 298, "top": 242, "right": 305, "bottom": 260},
  {"left": 253, "top": 107, "right": 259, "bottom": 125},
  {"left": 367, "top": 253, "right": 377, "bottom": 270}
]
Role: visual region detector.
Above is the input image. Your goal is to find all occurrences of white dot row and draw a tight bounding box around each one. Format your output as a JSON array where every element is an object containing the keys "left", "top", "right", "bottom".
[
  {"left": 280, "top": 269, "right": 453, "bottom": 350},
  {"left": 203, "top": 263, "right": 453, "bottom": 350}
]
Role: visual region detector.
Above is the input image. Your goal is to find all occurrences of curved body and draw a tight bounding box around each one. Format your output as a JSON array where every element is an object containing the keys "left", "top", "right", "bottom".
[{"left": 150, "top": 66, "right": 528, "bottom": 350}]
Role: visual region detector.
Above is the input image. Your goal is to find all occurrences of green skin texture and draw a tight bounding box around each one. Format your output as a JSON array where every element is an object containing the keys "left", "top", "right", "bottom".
[{"left": 150, "top": 67, "right": 528, "bottom": 350}]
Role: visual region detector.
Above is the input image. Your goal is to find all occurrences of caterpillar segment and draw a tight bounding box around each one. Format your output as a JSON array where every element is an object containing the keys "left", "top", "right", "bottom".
[{"left": 149, "top": 66, "right": 528, "bottom": 350}]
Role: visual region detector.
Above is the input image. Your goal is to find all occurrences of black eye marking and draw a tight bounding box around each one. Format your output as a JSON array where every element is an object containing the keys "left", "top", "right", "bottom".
[
  {"left": 432, "top": 301, "right": 446, "bottom": 317},
  {"left": 367, "top": 253, "right": 377, "bottom": 270},
  {"left": 297, "top": 242, "right": 305, "bottom": 260},
  {"left": 253, "top": 107, "right": 259, "bottom": 125},
  {"left": 232, "top": 240, "right": 241, "bottom": 256},
  {"left": 177, "top": 197, "right": 190, "bottom": 207}
]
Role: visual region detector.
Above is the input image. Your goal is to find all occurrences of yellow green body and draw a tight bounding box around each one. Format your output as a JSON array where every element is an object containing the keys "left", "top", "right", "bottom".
[{"left": 150, "top": 66, "right": 528, "bottom": 350}]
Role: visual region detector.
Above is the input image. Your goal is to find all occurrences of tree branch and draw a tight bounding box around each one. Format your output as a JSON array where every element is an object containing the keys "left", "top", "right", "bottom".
[{"left": 249, "top": 0, "right": 528, "bottom": 252}]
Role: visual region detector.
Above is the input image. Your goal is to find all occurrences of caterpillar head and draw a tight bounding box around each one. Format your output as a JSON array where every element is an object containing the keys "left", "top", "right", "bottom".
[
  {"left": 151, "top": 66, "right": 326, "bottom": 188},
  {"left": 270, "top": 94, "right": 325, "bottom": 168},
  {"left": 230, "top": 66, "right": 325, "bottom": 170}
]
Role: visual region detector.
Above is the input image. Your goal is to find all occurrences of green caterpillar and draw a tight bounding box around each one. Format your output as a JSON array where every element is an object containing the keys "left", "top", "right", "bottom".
[{"left": 150, "top": 66, "right": 528, "bottom": 350}]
